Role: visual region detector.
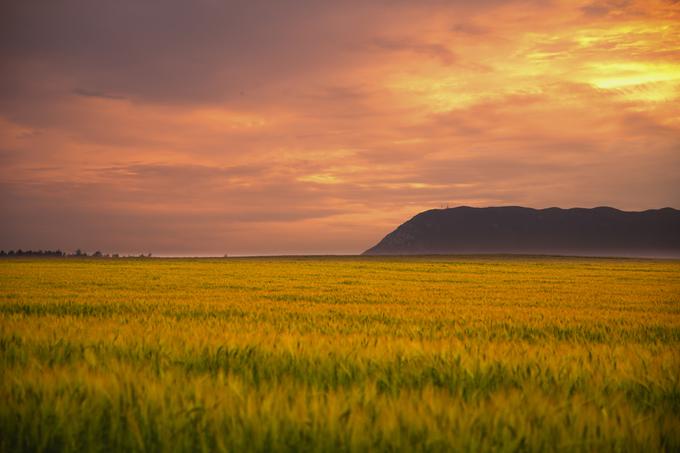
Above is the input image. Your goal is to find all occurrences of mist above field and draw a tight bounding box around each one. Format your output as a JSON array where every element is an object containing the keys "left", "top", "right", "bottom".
[{"left": 1, "top": 0, "right": 679, "bottom": 255}]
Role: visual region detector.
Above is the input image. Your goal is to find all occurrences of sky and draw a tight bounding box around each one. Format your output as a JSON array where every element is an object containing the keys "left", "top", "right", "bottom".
[{"left": 1, "top": 0, "right": 679, "bottom": 255}]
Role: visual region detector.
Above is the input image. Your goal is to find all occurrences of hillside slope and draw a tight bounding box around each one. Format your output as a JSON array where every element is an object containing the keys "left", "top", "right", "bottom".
[{"left": 363, "top": 206, "right": 680, "bottom": 257}]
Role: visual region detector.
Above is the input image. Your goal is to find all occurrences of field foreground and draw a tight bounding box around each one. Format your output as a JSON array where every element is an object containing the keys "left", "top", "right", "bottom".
[{"left": 1, "top": 256, "right": 679, "bottom": 452}]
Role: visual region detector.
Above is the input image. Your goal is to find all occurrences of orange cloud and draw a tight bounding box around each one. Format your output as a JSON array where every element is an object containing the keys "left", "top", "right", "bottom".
[{"left": 1, "top": 0, "right": 678, "bottom": 254}]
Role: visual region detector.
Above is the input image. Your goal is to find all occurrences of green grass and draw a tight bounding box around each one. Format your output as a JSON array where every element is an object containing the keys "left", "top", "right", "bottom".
[{"left": 1, "top": 256, "right": 679, "bottom": 452}]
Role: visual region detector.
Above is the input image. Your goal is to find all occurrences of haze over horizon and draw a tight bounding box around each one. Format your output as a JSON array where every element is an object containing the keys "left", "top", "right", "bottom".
[{"left": 1, "top": 0, "right": 679, "bottom": 255}]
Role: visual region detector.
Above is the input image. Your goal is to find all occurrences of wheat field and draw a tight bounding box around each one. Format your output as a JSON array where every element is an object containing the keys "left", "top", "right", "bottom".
[{"left": 1, "top": 256, "right": 679, "bottom": 452}]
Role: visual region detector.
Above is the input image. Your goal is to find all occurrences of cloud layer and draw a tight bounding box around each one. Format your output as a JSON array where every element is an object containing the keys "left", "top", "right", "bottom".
[{"left": 1, "top": 0, "right": 679, "bottom": 254}]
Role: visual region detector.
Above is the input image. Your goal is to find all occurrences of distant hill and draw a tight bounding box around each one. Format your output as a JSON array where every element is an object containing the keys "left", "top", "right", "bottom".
[{"left": 363, "top": 206, "right": 680, "bottom": 258}]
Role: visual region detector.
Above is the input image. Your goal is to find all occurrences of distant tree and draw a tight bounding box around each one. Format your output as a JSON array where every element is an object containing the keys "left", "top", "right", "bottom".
[
  {"left": 0, "top": 249, "right": 65, "bottom": 257},
  {"left": 93, "top": 251, "right": 102, "bottom": 257},
  {"left": 112, "top": 253, "right": 119, "bottom": 258}
]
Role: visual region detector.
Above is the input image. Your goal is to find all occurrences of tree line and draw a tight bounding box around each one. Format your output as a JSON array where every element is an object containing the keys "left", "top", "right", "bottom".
[{"left": 0, "top": 249, "right": 152, "bottom": 258}]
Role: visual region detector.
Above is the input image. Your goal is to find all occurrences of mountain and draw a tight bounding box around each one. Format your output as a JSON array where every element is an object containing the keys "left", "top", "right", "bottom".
[{"left": 363, "top": 206, "right": 680, "bottom": 257}]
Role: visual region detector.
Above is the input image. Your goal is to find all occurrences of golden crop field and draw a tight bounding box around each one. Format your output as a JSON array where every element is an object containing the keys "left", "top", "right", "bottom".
[{"left": 1, "top": 256, "right": 679, "bottom": 452}]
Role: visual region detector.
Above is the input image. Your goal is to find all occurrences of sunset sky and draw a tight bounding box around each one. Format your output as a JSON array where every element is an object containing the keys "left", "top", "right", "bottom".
[{"left": 1, "top": 0, "right": 679, "bottom": 255}]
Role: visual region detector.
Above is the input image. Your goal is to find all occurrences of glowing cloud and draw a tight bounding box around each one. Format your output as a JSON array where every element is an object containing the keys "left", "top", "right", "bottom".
[{"left": 1, "top": 0, "right": 678, "bottom": 254}]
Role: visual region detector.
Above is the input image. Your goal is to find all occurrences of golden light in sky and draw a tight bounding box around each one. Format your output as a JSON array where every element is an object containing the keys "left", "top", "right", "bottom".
[{"left": 0, "top": 0, "right": 678, "bottom": 255}]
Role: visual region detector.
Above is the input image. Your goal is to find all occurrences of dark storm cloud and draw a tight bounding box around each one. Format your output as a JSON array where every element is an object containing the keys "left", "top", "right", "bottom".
[
  {"left": 1, "top": 1, "right": 375, "bottom": 105},
  {"left": 0, "top": 0, "right": 525, "bottom": 105}
]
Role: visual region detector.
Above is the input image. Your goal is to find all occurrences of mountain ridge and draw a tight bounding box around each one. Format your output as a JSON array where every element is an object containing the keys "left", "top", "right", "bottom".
[{"left": 363, "top": 206, "right": 680, "bottom": 258}]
